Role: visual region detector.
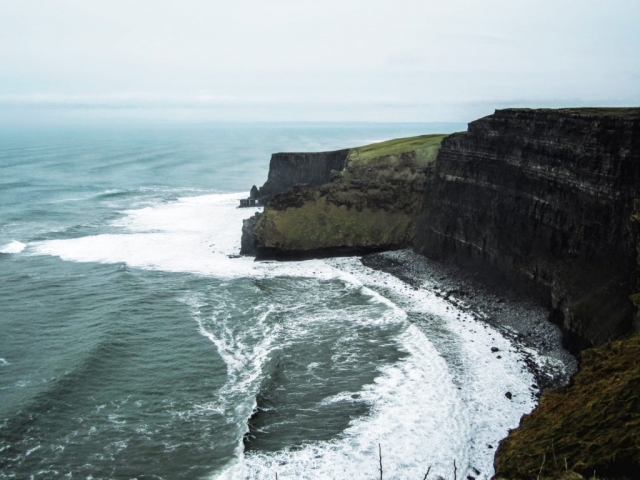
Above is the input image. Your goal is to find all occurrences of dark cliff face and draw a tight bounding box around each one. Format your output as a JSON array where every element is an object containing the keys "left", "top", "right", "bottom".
[
  {"left": 257, "top": 149, "right": 350, "bottom": 202},
  {"left": 415, "top": 108, "right": 640, "bottom": 351},
  {"left": 241, "top": 148, "right": 349, "bottom": 255},
  {"left": 240, "top": 213, "right": 261, "bottom": 256}
]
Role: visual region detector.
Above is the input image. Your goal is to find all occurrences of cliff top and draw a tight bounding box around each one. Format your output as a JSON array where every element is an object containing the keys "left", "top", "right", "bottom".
[
  {"left": 496, "top": 107, "right": 640, "bottom": 119},
  {"left": 348, "top": 134, "right": 447, "bottom": 167}
]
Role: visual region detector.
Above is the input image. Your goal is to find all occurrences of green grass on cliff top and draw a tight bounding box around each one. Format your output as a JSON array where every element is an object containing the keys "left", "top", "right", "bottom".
[{"left": 347, "top": 134, "right": 447, "bottom": 166}]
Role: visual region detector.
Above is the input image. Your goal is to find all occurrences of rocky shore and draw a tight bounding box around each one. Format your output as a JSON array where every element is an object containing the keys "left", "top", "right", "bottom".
[
  {"left": 415, "top": 108, "right": 640, "bottom": 352},
  {"left": 361, "top": 249, "right": 577, "bottom": 394}
]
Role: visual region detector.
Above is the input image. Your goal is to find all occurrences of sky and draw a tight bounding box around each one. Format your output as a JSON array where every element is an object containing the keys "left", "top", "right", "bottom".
[{"left": 1, "top": 0, "right": 639, "bottom": 124}]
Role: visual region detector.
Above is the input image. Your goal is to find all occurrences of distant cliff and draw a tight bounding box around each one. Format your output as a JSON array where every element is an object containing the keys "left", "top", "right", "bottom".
[
  {"left": 242, "top": 134, "right": 446, "bottom": 258},
  {"left": 415, "top": 108, "right": 640, "bottom": 351},
  {"left": 255, "top": 149, "right": 350, "bottom": 203}
]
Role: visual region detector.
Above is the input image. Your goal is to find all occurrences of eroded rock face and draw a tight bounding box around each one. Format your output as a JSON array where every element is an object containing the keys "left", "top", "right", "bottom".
[
  {"left": 415, "top": 108, "right": 640, "bottom": 350},
  {"left": 240, "top": 148, "right": 350, "bottom": 256},
  {"left": 256, "top": 149, "right": 350, "bottom": 203},
  {"left": 244, "top": 135, "right": 446, "bottom": 259},
  {"left": 252, "top": 160, "right": 425, "bottom": 259},
  {"left": 240, "top": 213, "right": 261, "bottom": 256}
]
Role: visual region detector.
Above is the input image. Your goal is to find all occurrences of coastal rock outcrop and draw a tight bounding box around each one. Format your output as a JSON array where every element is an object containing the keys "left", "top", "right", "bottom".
[
  {"left": 243, "top": 135, "right": 446, "bottom": 259},
  {"left": 414, "top": 108, "right": 640, "bottom": 351},
  {"left": 255, "top": 149, "right": 350, "bottom": 203}
]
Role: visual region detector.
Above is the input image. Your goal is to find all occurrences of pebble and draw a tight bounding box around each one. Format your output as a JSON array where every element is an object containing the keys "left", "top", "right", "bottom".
[{"left": 359, "top": 249, "right": 578, "bottom": 393}]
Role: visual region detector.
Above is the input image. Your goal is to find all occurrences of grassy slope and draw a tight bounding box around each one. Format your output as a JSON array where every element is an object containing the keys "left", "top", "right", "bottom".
[
  {"left": 255, "top": 134, "right": 447, "bottom": 252},
  {"left": 257, "top": 193, "right": 415, "bottom": 250},
  {"left": 347, "top": 134, "right": 446, "bottom": 165},
  {"left": 494, "top": 333, "right": 640, "bottom": 480}
]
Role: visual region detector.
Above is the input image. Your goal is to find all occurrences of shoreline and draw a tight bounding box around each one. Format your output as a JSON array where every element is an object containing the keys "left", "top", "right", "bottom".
[{"left": 360, "top": 249, "right": 578, "bottom": 395}]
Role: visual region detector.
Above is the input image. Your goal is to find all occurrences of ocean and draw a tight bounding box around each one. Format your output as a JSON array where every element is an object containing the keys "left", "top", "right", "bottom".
[{"left": 1, "top": 122, "right": 539, "bottom": 479}]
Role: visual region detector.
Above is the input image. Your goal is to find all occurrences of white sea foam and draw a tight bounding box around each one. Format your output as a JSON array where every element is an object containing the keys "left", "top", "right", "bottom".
[
  {"left": 218, "top": 321, "right": 471, "bottom": 480},
  {"left": 180, "top": 292, "right": 287, "bottom": 463},
  {"left": 31, "top": 193, "right": 263, "bottom": 277},
  {"left": 25, "top": 445, "right": 42, "bottom": 457},
  {"left": 31, "top": 190, "right": 538, "bottom": 479},
  {"left": 0, "top": 358, "right": 9, "bottom": 366},
  {"left": 209, "top": 257, "right": 536, "bottom": 480},
  {"left": 31, "top": 192, "right": 349, "bottom": 281},
  {"left": 320, "top": 257, "right": 537, "bottom": 479},
  {"left": 0, "top": 240, "right": 26, "bottom": 254}
]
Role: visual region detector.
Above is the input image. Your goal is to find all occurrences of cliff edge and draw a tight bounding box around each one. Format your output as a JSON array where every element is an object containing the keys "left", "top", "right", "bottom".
[
  {"left": 255, "top": 149, "right": 350, "bottom": 204},
  {"left": 415, "top": 108, "right": 640, "bottom": 351}
]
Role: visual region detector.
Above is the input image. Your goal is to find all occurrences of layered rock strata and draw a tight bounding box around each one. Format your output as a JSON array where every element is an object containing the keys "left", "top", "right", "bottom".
[
  {"left": 415, "top": 108, "right": 640, "bottom": 351},
  {"left": 255, "top": 149, "right": 350, "bottom": 203}
]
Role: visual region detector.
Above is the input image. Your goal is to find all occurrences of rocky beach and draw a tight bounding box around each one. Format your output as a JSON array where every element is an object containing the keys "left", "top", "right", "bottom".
[{"left": 361, "top": 249, "right": 577, "bottom": 394}]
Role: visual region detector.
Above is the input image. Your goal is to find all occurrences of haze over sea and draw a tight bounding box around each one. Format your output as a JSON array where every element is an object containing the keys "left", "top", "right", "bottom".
[{"left": 2, "top": 122, "right": 541, "bottom": 479}]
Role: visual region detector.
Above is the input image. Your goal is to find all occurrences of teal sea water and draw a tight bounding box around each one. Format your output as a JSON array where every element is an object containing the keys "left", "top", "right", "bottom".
[{"left": 1, "top": 123, "right": 539, "bottom": 480}]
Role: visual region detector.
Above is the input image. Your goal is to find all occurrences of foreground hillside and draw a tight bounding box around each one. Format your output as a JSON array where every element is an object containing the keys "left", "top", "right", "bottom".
[{"left": 495, "top": 333, "right": 640, "bottom": 479}]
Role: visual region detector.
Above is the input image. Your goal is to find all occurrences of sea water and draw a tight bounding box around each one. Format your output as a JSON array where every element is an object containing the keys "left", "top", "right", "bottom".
[{"left": 1, "top": 122, "right": 539, "bottom": 479}]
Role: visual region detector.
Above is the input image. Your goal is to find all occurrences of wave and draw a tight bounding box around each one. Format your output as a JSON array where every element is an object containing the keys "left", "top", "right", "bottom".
[
  {"left": 29, "top": 190, "right": 539, "bottom": 480},
  {"left": 0, "top": 336, "right": 122, "bottom": 457},
  {"left": 321, "top": 257, "right": 538, "bottom": 478},
  {"left": 179, "top": 291, "right": 284, "bottom": 467},
  {"left": 31, "top": 193, "right": 254, "bottom": 277},
  {"left": 29, "top": 192, "right": 355, "bottom": 282},
  {"left": 218, "top": 323, "right": 470, "bottom": 479},
  {"left": 95, "top": 189, "right": 132, "bottom": 199},
  {"left": 207, "top": 264, "right": 533, "bottom": 479},
  {"left": 0, "top": 240, "right": 26, "bottom": 254}
]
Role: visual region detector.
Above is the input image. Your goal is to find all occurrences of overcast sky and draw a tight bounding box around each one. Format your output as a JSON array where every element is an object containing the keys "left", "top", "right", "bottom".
[{"left": 1, "top": 0, "right": 639, "bottom": 123}]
